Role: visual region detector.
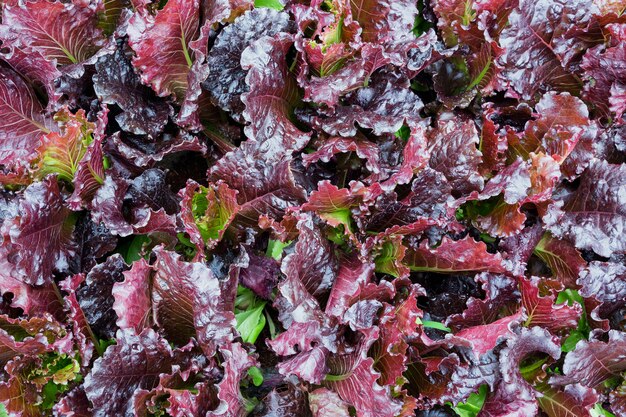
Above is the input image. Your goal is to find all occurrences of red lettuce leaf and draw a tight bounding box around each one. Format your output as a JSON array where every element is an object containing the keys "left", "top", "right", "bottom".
[
  {"left": 210, "top": 342, "right": 258, "bottom": 416},
  {"left": 60, "top": 273, "right": 94, "bottom": 366},
  {"left": 533, "top": 233, "right": 586, "bottom": 288},
  {"left": 535, "top": 383, "right": 596, "bottom": 417},
  {"left": 52, "top": 386, "right": 91, "bottom": 417},
  {"left": 497, "top": 0, "right": 583, "bottom": 99},
  {"left": 551, "top": 330, "right": 626, "bottom": 389},
  {"left": 324, "top": 330, "right": 403, "bottom": 417},
  {"left": 208, "top": 141, "right": 306, "bottom": 227},
  {"left": 238, "top": 252, "right": 280, "bottom": 300},
  {"left": 0, "top": 315, "right": 63, "bottom": 367},
  {"left": 91, "top": 169, "right": 179, "bottom": 237},
  {"left": 76, "top": 254, "right": 128, "bottom": 340},
  {"left": 240, "top": 33, "right": 311, "bottom": 151},
  {"left": 105, "top": 130, "right": 206, "bottom": 170},
  {"left": 0, "top": 66, "right": 54, "bottom": 169},
  {"left": 93, "top": 44, "right": 172, "bottom": 137},
  {"left": 301, "top": 180, "right": 365, "bottom": 230},
  {"left": 325, "top": 254, "right": 375, "bottom": 319},
  {"left": 580, "top": 27, "right": 626, "bottom": 118},
  {"left": 610, "top": 380, "right": 626, "bottom": 417},
  {"left": 303, "top": 44, "right": 390, "bottom": 108},
  {"left": 302, "top": 136, "right": 382, "bottom": 177},
  {"left": 151, "top": 247, "right": 235, "bottom": 354},
  {"left": 84, "top": 328, "right": 189, "bottom": 416},
  {"left": 112, "top": 258, "right": 153, "bottom": 334},
  {"left": 0, "top": 0, "right": 107, "bottom": 67},
  {"left": 204, "top": 8, "right": 293, "bottom": 122},
  {"left": 8, "top": 177, "right": 75, "bottom": 285},
  {"left": 449, "top": 312, "right": 523, "bottom": 357},
  {"left": 577, "top": 261, "right": 626, "bottom": 321},
  {"left": 543, "top": 159, "right": 626, "bottom": 257},
  {"left": 127, "top": 0, "right": 206, "bottom": 100},
  {"left": 366, "top": 168, "right": 452, "bottom": 234},
  {"left": 309, "top": 387, "right": 351, "bottom": 417},
  {"left": 447, "top": 273, "right": 518, "bottom": 331},
  {"left": 495, "top": 326, "right": 561, "bottom": 410},
  {"left": 404, "top": 236, "right": 506, "bottom": 274},
  {"left": 519, "top": 276, "right": 581, "bottom": 334},
  {"left": 0, "top": 44, "right": 62, "bottom": 110},
  {"left": 428, "top": 115, "right": 484, "bottom": 194},
  {"left": 0, "top": 356, "right": 47, "bottom": 416},
  {"left": 609, "top": 81, "right": 626, "bottom": 122},
  {"left": 512, "top": 92, "right": 590, "bottom": 163},
  {"left": 316, "top": 71, "right": 424, "bottom": 137},
  {"left": 178, "top": 179, "right": 240, "bottom": 255},
  {"left": 276, "top": 214, "right": 338, "bottom": 327},
  {"left": 255, "top": 383, "right": 311, "bottom": 417}
]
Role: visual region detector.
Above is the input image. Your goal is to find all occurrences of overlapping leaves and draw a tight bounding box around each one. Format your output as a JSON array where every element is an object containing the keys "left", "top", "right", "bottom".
[{"left": 0, "top": 0, "right": 624, "bottom": 416}]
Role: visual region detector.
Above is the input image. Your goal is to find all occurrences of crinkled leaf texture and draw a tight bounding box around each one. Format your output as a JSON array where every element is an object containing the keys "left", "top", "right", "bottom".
[
  {"left": 8, "top": 177, "right": 75, "bottom": 285},
  {"left": 0, "top": 66, "right": 54, "bottom": 168},
  {"left": 0, "top": 0, "right": 624, "bottom": 415},
  {"left": 544, "top": 159, "right": 625, "bottom": 257},
  {"left": 127, "top": 0, "right": 204, "bottom": 100},
  {"left": 84, "top": 329, "right": 190, "bottom": 417},
  {"left": 204, "top": 8, "right": 292, "bottom": 122},
  {"left": 0, "top": 0, "right": 107, "bottom": 67}
]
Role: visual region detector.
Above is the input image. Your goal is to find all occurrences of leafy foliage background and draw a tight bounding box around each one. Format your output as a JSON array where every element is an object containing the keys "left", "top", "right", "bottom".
[{"left": 0, "top": 0, "right": 624, "bottom": 416}]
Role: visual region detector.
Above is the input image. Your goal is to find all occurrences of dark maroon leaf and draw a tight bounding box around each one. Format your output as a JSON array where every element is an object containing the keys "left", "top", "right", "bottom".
[
  {"left": 93, "top": 44, "right": 172, "bottom": 137},
  {"left": 316, "top": 71, "right": 424, "bottom": 137},
  {"left": 302, "top": 136, "right": 382, "bottom": 177},
  {"left": 208, "top": 141, "right": 306, "bottom": 227},
  {"left": 84, "top": 329, "right": 187, "bottom": 417},
  {"left": 53, "top": 386, "right": 92, "bottom": 417},
  {"left": 0, "top": 315, "right": 64, "bottom": 367},
  {"left": 76, "top": 254, "right": 128, "bottom": 340},
  {"left": 428, "top": 115, "right": 484, "bottom": 194},
  {"left": 0, "top": 66, "right": 54, "bottom": 169},
  {"left": 241, "top": 32, "right": 311, "bottom": 151},
  {"left": 497, "top": 0, "right": 584, "bottom": 99},
  {"left": 303, "top": 44, "right": 390, "bottom": 108},
  {"left": 365, "top": 168, "right": 452, "bottom": 233},
  {"left": 204, "top": 8, "right": 292, "bottom": 122},
  {"left": 239, "top": 253, "right": 280, "bottom": 300},
  {"left": 447, "top": 273, "right": 517, "bottom": 331},
  {"left": 543, "top": 159, "right": 626, "bottom": 257},
  {"left": 580, "top": 27, "right": 626, "bottom": 118},
  {"left": 280, "top": 213, "right": 338, "bottom": 300},
  {"left": 8, "top": 177, "right": 75, "bottom": 285}
]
